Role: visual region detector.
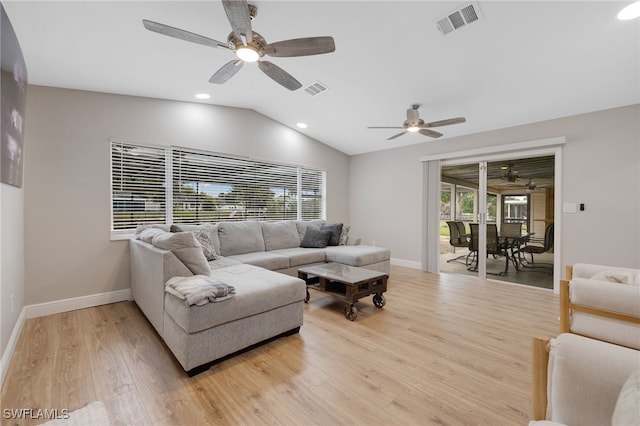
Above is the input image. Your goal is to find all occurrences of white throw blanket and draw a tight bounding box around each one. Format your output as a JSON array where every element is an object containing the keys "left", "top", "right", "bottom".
[{"left": 166, "top": 275, "right": 236, "bottom": 306}]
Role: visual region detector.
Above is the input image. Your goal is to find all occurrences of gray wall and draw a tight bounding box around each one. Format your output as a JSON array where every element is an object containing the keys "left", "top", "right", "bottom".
[
  {"left": 349, "top": 104, "right": 640, "bottom": 269},
  {"left": 22, "top": 86, "right": 350, "bottom": 306},
  {"left": 1, "top": 184, "right": 24, "bottom": 360}
]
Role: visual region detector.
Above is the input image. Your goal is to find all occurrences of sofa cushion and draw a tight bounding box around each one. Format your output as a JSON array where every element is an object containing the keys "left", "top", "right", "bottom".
[
  {"left": 325, "top": 245, "right": 390, "bottom": 267},
  {"left": 300, "top": 228, "right": 332, "bottom": 248},
  {"left": 151, "top": 231, "right": 210, "bottom": 275},
  {"left": 218, "top": 221, "right": 265, "bottom": 256},
  {"left": 164, "top": 264, "right": 305, "bottom": 333},
  {"left": 295, "top": 220, "right": 326, "bottom": 242},
  {"left": 321, "top": 223, "right": 343, "bottom": 246},
  {"left": 270, "top": 247, "right": 327, "bottom": 267},
  {"left": 262, "top": 221, "right": 301, "bottom": 251},
  {"left": 226, "top": 251, "right": 290, "bottom": 270},
  {"left": 208, "top": 257, "right": 242, "bottom": 271}
]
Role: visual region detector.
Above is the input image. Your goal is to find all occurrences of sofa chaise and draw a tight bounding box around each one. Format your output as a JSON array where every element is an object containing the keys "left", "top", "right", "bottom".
[{"left": 130, "top": 219, "right": 390, "bottom": 375}]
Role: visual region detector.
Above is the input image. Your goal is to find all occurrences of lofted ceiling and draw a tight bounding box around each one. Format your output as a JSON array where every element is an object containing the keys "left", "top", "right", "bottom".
[{"left": 3, "top": 1, "right": 639, "bottom": 156}]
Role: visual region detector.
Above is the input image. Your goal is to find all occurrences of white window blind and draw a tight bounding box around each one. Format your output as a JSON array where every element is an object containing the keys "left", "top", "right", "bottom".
[
  {"left": 110, "top": 142, "right": 325, "bottom": 234},
  {"left": 300, "top": 167, "right": 325, "bottom": 220},
  {"left": 172, "top": 147, "right": 324, "bottom": 223},
  {"left": 111, "top": 141, "right": 167, "bottom": 230}
]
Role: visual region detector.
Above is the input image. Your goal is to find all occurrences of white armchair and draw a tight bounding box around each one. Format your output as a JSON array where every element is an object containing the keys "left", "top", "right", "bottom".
[{"left": 531, "top": 264, "right": 640, "bottom": 426}]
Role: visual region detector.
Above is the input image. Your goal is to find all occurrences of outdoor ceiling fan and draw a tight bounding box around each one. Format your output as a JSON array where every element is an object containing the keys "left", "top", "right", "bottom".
[
  {"left": 142, "top": 0, "right": 336, "bottom": 91},
  {"left": 367, "top": 104, "right": 466, "bottom": 140},
  {"left": 501, "top": 164, "right": 519, "bottom": 182},
  {"left": 524, "top": 178, "right": 537, "bottom": 191}
]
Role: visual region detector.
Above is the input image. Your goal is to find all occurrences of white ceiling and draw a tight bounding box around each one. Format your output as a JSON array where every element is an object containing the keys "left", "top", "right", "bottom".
[{"left": 3, "top": 1, "right": 639, "bottom": 156}]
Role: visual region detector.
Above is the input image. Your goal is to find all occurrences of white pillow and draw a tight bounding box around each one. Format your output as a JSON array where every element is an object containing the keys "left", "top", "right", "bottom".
[
  {"left": 612, "top": 369, "right": 640, "bottom": 426},
  {"left": 591, "top": 270, "right": 635, "bottom": 284}
]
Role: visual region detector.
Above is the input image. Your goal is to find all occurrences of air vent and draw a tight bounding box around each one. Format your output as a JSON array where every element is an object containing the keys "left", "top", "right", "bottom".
[
  {"left": 436, "top": 3, "right": 481, "bottom": 35},
  {"left": 304, "top": 81, "right": 329, "bottom": 96}
]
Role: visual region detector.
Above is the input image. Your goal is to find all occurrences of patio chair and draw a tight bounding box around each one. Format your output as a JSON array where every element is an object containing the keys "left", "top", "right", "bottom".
[
  {"left": 468, "top": 223, "right": 507, "bottom": 273},
  {"left": 446, "top": 221, "right": 469, "bottom": 264},
  {"left": 500, "top": 222, "right": 522, "bottom": 238},
  {"left": 521, "top": 222, "right": 554, "bottom": 265}
]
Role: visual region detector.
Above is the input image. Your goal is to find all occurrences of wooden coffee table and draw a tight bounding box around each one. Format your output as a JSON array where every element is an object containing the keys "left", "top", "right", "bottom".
[{"left": 298, "top": 263, "right": 388, "bottom": 321}]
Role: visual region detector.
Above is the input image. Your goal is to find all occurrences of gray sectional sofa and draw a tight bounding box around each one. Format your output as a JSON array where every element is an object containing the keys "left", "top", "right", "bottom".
[{"left": 129, "top": 219, "right": 390, "bottom": 375}]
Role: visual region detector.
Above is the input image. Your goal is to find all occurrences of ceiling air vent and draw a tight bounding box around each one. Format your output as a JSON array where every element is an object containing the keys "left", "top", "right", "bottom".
[
  {"left": 436, "top": 3, "right": 481, "bottom": 35},
  {"left": 304, "top": 81, "right": 329, "bottom": 96}
]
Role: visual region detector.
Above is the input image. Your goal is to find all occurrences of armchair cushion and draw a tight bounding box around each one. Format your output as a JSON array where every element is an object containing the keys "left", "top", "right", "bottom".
[
  {"left": 569, "top": 277, "right": 640, "bottom": 349},
  {"left": 546, "top": 334, "right": 640, "bottom": 426}
]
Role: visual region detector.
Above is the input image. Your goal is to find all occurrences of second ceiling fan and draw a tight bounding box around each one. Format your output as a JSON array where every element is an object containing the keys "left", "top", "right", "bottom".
[
  {"left": 142, "top": 0, "right": 336, "bottom": 91},
  {"left": 368, "top": 104, "right": 466, "bottom": 140}
]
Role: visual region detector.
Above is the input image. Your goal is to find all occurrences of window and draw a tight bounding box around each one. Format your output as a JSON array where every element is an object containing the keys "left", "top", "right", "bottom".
[
  {"left": 110, "top": 141, "right": 326, "bottom": 235},
  {"left": 111, "top": 141, "right": 167, "bottom": 232}
]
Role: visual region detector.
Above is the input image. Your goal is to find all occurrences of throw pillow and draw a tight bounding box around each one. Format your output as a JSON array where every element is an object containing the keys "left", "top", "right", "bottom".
[
  {"left": 300, "top": 229, "right": 332, "bottom": 248},
  {"left": 339, "top": 224, "right": 350, "bottom": 246},
  {"left": 321, "top": 223, "right": 343, "bottom": 246},
  {"left": 192, "top": 228, "right": 218, "bottom": 261},
  {"left": 612, "top": 369, "right": 640, "bottom": 426},
  {"left": 592, "top": 270, "right": 634, "bottom": 284},
  {"left": 151, "top": 231, "right": 210, "bottom": 275}
]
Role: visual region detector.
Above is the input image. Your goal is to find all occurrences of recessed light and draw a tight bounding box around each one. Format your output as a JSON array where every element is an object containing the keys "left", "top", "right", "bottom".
[
  {"left": 195, "top": 93, "right": 210, "bottom": 99},
  {"left": 618, "top": 1, "right": 640, "bottom": 20},
  {"left": 296, "top": 122, "right": 308, "bottom": 129}
]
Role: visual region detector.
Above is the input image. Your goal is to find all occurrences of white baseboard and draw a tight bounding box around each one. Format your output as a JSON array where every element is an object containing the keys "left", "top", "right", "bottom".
[
  {"left": 390, "top": 258, "right": 422, "bottom": 270},
  {"left": 25, "top": 289, "right": 132, "bottom": 319},
  {"left": 0, "top": 307, "right": 25, "bottom": 389}
]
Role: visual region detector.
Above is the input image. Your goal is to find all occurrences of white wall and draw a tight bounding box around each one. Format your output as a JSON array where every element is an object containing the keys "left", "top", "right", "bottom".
[
  {"left": 349, "top": 104, "right": 640, "bottom": 270},
  {"left": 22, "top": 86, "right": 350, "bottom": 305}
]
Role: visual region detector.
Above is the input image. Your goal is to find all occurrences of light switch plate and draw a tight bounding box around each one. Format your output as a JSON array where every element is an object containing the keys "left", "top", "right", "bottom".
[{"left": 563, "top": 203, "right": 577, "bottom": 214}]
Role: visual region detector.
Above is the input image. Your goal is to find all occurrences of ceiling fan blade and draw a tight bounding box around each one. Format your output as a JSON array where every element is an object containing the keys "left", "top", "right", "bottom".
[
  {"left": 387, "top": 131, "right": 407, "bottom": 140},
  {"left": 367, "top": 126, "right": 404, "bottom": 129},
  {"left": 209, "top": 60, "right": 244, "bottom": 84},
  {"left": 142, "top": 20, "right": 230, "bottom": 49},
  {"left": 418, "top": 129, "right": 443, "bottom": 138},
  {"left": 222, "top": 0, "right": 252, "bottom": 43},
  {"left": 264, "top": 37, "right": 336, "bottom": 57},
  {"left": 257, "top": 61, "right": 302, "bottom": 91},
  {"left": 423, "top": 117, "right": 466, "bottom": 128}
]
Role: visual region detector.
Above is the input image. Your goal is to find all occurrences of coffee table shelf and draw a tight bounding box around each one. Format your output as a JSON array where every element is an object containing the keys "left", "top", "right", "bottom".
[{"left": 298, "top": 263, "right": 388, "bottom": 321}]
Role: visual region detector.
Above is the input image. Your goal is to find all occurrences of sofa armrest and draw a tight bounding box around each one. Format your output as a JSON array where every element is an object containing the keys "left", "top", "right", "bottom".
[{"left": 130, "top": 239, "right": 192, "bottom": 335}]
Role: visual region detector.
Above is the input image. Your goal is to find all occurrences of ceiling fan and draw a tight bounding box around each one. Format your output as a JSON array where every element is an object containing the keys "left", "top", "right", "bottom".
[
  {"left": 524, "top": 178, "right": 537, "bottom": 191},
  {"left": 367, "top": 104, "right": 466, "bottom": 140},
  {"left": 501, "top": 163, "right": 519, "bottom": 182},
  {"left": 142, "top": 0, "right": 336, "bottom": 91}
]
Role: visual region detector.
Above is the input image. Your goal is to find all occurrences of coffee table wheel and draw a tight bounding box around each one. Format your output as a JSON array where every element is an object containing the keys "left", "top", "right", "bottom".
[
  {"left": 373, "top": 293, "right": 386, "bottom": 308},
  {"left": 344, "top": 304, "right": 358, "bottom": 321},
  {"left": 304, "top": 289, "right": 310, "bottom": 303}
]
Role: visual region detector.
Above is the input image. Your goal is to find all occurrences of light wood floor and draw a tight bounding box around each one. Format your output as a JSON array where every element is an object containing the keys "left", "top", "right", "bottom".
[{"left": 1, "top": 266, "right": 559, "bottom": 425}]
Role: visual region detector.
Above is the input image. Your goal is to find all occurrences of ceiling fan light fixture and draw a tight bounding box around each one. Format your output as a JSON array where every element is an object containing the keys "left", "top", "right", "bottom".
[
  {"left": 407, "top": 126, "right": 420, "bottom": 133},
  {"left": 618, "top": 1, "right": 640, "bottom": 20},
  {"left": 236, "top": 46, "right": 260, "bottom": 62}
]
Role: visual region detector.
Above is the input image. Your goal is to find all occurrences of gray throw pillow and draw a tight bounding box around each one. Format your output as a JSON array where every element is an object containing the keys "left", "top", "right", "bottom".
[
  {"left": 301, "top": 229, "right": 332, "bottom": 248},
  {"left": 321, "top": 223, "right": 343, "bottom": 246}
]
